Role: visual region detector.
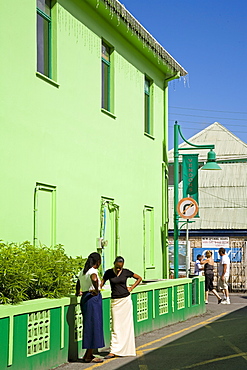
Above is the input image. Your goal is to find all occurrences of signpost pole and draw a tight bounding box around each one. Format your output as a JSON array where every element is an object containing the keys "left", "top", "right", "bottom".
[
  {"left": 174, "top": 122, "right": 179, "bottom": 279},
  {"left": 186, "top": 220, "right": 190, "bottom": 277},
  {"left": 173, "top": 121, "right": 220, "bottom": 279}
]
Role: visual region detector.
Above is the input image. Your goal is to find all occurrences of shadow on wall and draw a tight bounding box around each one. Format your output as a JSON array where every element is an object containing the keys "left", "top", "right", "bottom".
[{"left": 67, "top": 304, "right": 79, "bottom": 361}]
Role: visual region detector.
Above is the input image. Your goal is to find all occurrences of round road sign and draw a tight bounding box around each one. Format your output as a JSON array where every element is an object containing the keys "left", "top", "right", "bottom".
[{"left": 177, "top": 197, "right": 199, "bottom": 219}]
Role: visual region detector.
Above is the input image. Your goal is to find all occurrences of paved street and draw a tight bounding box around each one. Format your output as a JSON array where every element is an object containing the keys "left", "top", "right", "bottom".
[{"left": 55, "top": 293, "right": 247, "bottom": 370}]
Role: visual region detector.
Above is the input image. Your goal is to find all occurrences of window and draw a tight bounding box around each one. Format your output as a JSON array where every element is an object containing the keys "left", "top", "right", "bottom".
[
  {"left": 144, "top": 77, "right": 153, "bottom": 135},
  {"left": 37, "top": 0, "right": 51, "bottom": 78},
  {"left": 33, "top": 182, "right": 56, "bottom": 247},
  {"left": 100, "top": 197, "right": 119, "bottom": 272},
  {"left": 101, "top": 41, "right": 111, "bottom": 111},
  {"left": 143, "top": 206, "right": 155, "bottom": 276}
]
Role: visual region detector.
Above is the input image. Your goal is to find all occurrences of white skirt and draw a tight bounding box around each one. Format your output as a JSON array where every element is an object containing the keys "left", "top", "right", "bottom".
[{"left": 110, "top": 295, "right": 136, "bottom": 356}]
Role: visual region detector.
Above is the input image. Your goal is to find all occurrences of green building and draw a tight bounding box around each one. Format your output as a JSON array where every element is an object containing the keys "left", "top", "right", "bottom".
[
  {"left": 0, "top": 0, "right": 187, "bottom": 279},
  {"left": 0, "top": 4, "right": 208, "bottom": 369}
]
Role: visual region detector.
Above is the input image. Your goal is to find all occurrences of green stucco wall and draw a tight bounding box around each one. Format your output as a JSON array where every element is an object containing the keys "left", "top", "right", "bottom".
[{"left": 0, "top": 0, "right": 174, "bottom": 279}]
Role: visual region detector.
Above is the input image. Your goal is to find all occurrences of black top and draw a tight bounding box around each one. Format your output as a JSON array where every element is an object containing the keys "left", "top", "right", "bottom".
[
  {"left": 204, "top": 263, "right": 214, "bottom": 275},
  {"left": 103, "top": 268, "right": 134, "bottom": 299}
]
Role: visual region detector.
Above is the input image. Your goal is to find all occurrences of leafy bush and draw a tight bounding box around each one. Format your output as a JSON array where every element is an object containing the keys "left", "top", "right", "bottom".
[{"left": 0, "top": 241, "right": 86, "bottom": 304}]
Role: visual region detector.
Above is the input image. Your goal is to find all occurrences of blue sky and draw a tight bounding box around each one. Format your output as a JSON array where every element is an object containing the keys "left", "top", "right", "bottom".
[{"left": 122, "top": 0, "right": 247, "bottom": 149}]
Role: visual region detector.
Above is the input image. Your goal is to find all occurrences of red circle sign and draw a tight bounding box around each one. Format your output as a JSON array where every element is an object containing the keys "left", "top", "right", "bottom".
[{"left": 177, "top": 197, "right": 199, "bottom": 219}]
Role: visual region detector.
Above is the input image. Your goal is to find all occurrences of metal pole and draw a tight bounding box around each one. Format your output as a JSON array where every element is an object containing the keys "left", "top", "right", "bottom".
[
  {"left": 174, "top": 121, "right": 179, "bottom": 278},
  {"left": 186, "top": 220, "right": 190, "bottom": 277}
]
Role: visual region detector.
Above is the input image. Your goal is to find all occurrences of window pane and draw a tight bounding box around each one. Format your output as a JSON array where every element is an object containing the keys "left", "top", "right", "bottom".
[
  {"left": 144, "top": 207, "right": 154, "bottom": 268},
  {"left": 37, "top": 0, "right": 51, "bottom": 16},
  {"left": 102, "top": 61, "right": 109, "bottom": 110},
  {"left": 145, "top": 93, "right": 150, "bottom": 133},
  {"left": 102, "top": 43, "right": 110, "bottom": 61},
  {"left": 37, "top": 13, "right": 50, "bottom": 77},
  {"left": 145, "top": 79, "right": 150, "bottom": 95}
]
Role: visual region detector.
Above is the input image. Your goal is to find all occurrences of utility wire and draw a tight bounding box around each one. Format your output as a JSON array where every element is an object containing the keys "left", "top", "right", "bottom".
[
  {"left": 167, "top": 125, "right": 247, "bottom": 135},
  {"left": 168, "top": 120, "right": 247, "bottom": 128},
  {"left": 196, "top": 219, "right": 247, "bottom": 226},
  {"left": 169, "top": 113, "right": 247, "bottom": 121},
  {"left": 169, "top": 187, "right": 247, "bottom": 209},
  {"left": 169, "top": 106, "right": 247, "bottom": 115},
  {"left": 199, "top": 189, "right": 247, "bottom": 209}
]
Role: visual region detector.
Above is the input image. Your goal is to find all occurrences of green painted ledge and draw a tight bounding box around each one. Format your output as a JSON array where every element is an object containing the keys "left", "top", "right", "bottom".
[
  {"left": 0, "top": 277, "right": 204, "bottom": 318},
  {"left": 0, "top": 297, "right": 71, "bottom": 319}
]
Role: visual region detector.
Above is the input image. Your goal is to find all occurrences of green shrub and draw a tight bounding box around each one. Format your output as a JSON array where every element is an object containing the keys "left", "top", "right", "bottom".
[{"left": 0, "top": 241, "right": 86, "bottom": 304}]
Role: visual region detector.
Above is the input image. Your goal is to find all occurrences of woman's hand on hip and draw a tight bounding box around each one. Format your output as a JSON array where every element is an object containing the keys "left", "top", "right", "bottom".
[{"left": 91, "top": 290, "right": 99, "bottom": 296}]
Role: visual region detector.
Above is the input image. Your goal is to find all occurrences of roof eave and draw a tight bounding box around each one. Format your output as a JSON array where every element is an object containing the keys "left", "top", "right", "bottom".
[{"left": 89, "top": 0, "right": 188, "bottom": 77}]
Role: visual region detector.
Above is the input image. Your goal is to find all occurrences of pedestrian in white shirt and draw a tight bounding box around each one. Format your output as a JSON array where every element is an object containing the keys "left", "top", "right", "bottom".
[
  {"left": 218, "top": 247, "right": 230, "bottom": 304},
  {"left": 194, "top": 254, "right": 204, "bottom": 276}
]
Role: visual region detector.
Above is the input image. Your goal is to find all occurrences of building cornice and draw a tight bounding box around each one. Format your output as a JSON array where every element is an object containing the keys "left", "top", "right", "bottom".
[{"left": 93, "top": 0, "right": 187, "bottom": 77}]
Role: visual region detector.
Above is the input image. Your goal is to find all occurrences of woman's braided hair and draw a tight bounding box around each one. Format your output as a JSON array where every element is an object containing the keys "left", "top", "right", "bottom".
[{"left": 83, "top": 252, "right": 101, "bottom": 274}]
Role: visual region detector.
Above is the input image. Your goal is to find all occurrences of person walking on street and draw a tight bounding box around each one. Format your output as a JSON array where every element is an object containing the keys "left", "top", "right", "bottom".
[
  {"left": 200, "top": 251, "right": 222, "bottom": 304},
  {"left": 101, "top": 256, "right": 142, "bottom": 359},
  {"left": 76, "top": 252, "right": 104, "bottom": 363},
  {"left": 218, "top": 247, "right": 230, "bottom": 304},
  {"left": 194, "top": 254, "right": 204, "bottom": 276}
]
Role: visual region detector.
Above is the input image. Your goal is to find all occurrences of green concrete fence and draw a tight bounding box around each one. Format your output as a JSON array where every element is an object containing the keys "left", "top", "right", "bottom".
[{"left": 0, "top": 277, "right": 205, "bottom": 370}]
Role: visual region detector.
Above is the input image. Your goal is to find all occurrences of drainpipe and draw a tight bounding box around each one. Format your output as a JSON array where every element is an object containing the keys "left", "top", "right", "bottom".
[
  {"left": 163, "top": 72, "right": 180, "bottom": 162},
  {"left": 162, "top": 71, "right": 180, "bottom": 279}
]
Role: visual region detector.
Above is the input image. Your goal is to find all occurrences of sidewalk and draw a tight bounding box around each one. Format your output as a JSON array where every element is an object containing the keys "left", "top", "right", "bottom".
[{"left": 54, "top": 293, "right": 247, "bottom": 370}]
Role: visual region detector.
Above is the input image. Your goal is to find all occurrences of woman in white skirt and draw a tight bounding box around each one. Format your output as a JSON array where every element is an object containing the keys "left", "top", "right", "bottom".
[{"left": 101, "top": 256, "right": 142, "bottom": 359}]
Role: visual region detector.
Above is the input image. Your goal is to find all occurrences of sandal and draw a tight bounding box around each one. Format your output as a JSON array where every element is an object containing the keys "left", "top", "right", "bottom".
[
  {"left": 82, "top": 356, "right": 103, "bottom": 363},
  {"left": 104, "top": 354, "right": 116, "bottom": 359},
  {"left": 91, "top": 357, "right": 104, "bottom": 363},
  {"left": 82, "top": 358, "right": 91, "bottom": 363}
]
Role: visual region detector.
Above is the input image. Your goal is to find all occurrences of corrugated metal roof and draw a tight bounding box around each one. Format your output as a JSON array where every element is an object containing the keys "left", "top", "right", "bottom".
[
  {"left": 168, "top": 122, "right": 247, "bottom": 162},
  {"left": 199, "top": 163, "right": 247, "bottom": 188},
  {"left": 168, "top": 124, "right": 247, "bottom": 230},
  {"left": 96, "top": 0, "right": 188, "bottom": 77}
]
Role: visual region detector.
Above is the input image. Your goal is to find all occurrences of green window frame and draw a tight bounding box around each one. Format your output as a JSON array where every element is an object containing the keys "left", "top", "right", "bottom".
[
  {"left": 143, "top": 206, "right": 155, "bottom": 272},
  {"left": 37, "top": 0, "right": 52, "bottom": 78},
  {"left": 100, "top": 197, "right": 119, "bottom": 272},
  {"left": 33, "top": 182, "right": 56, "bottom": 247},
  {"left": 144, "top": 77, "right": 153, "bottom": 135},
  {"left": 101, "top": 41, "right": 111, "bottom": 111}
]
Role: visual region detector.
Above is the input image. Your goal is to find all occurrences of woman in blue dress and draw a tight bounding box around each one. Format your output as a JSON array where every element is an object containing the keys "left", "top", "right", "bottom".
[{"left": 76, "top": 252, "right": 104, "bottom": 363}]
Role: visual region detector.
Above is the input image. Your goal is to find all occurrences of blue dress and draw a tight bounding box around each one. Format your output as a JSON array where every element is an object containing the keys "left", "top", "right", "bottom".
[{"left": 80, "top": 291, "right": 105, "bottom": 349}]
